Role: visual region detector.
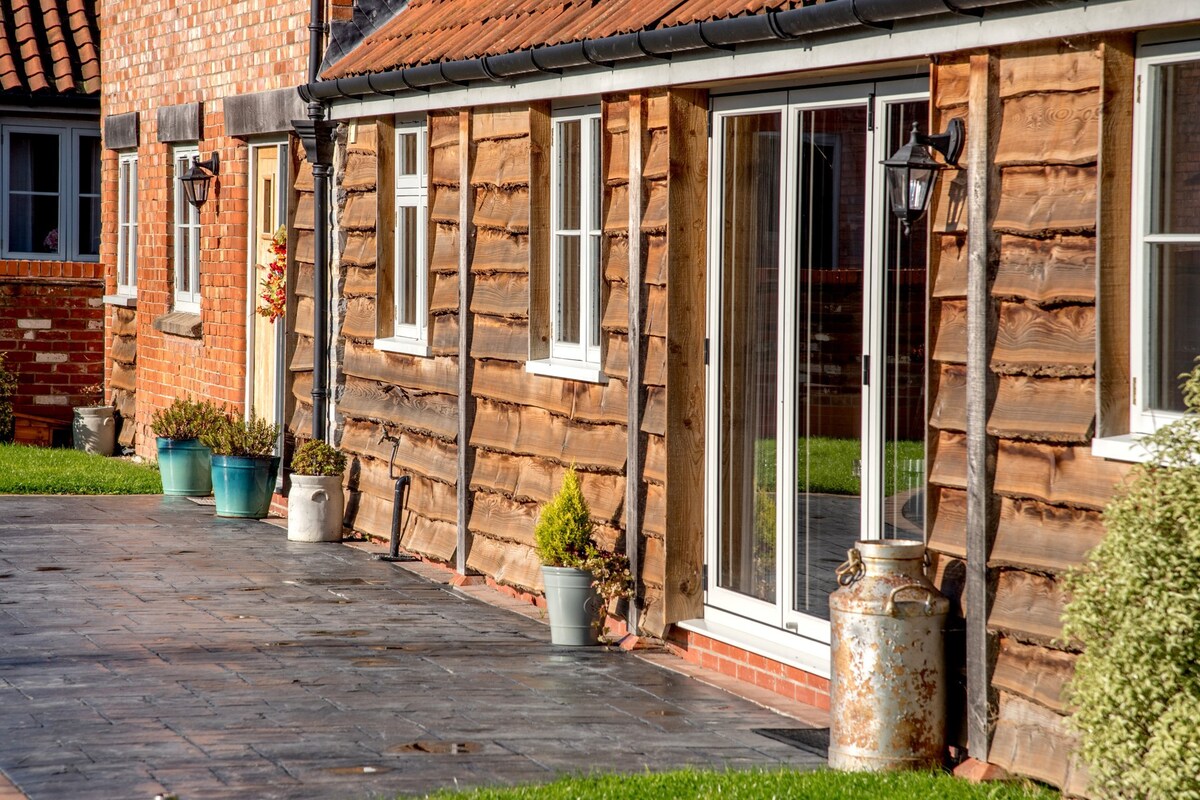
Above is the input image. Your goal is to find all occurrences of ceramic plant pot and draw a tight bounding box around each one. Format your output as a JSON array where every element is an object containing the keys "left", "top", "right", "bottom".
[
  {"left": 287, "top": 474, "right": 344, "bottom": 542},
  {"left": 541, "top": 565, "right": 603, "bottom": 646},
  {"left": 211, "top": 454, "right": 280, "bottom": 518},
  {"left": 72, "top": 406, "right": 115, "bottom": 456},
  {"left": 156, "top": 437, "right": 212, "bottom": 496}
]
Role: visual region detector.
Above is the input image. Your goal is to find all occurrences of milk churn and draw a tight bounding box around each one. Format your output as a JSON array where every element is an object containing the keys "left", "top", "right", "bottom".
[{"left": 829, "top": 539, "right": 949, "bottom": 771}]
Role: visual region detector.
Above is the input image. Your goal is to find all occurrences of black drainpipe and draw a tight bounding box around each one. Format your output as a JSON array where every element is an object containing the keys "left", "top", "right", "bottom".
[
  {"left": 302, "top": 0, "right": 1068, "bottom": 101},
  {"left": 294, "top": 0, "right": 336, "bottom": 441}
]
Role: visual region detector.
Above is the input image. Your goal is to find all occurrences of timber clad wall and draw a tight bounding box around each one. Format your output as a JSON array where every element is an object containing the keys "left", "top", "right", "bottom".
[
  {"left": 99, "top": 0, "right": 311, "bottom": 454},
  {"left": 327, "top": 91, "right": 707, "bottom": 637},
  {"left": 925, "top": 38, "right": 1134, "bottom": 794}
]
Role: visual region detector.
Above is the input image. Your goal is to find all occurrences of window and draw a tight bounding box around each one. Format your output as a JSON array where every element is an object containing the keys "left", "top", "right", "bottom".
[
  {"left": 377, "top": 121, "right": 429, "bottom": 355},
  {"left": 547, "top": 107, "right": 602, "bottom": 370},
  {"left": 116, "top": 153, "right": 138, "bottom": 296},
  {"left": 0, "top": 122, "right": 100, "bottom": 260},
  {"left": 1131, "top": 43, "right": 1200, "bottom": 434},
  {"left": 173, "top": 145, "right": 201, "bottom": 312}
]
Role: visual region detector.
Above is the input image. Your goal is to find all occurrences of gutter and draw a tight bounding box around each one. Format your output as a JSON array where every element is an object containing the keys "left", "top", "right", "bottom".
[{"left": 300, "top": 0, "right": 1049, "bottom": 103}]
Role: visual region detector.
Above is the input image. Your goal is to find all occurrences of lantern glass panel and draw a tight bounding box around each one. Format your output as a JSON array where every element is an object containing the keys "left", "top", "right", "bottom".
[
  {"left": 886, "top": 164, "right": 909, "bottom": 220},
  {"left": 908, "top": 166, "right": 936, "bottom": 217}
]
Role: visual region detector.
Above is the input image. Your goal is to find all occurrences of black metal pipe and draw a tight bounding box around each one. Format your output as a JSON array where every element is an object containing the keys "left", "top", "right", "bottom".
[
  {"left": 302, "top": 0, "right": 1053, "bottom": 103},
  {"left": 381, "top": 474, "right": 412, "bottom": 561},
  {"left": 305, "top": 0, "right": 331, "bottom": 441}
]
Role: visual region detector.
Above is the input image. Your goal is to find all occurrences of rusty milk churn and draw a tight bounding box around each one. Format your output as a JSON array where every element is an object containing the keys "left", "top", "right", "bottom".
[{"left": 829, "top": 539, "right": 949, "bottom": 771}]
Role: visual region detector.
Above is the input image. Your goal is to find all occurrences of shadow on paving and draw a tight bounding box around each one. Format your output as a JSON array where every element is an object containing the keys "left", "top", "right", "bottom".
[{"left": 0, "top": 495, "right": 824, "bottom": 800}]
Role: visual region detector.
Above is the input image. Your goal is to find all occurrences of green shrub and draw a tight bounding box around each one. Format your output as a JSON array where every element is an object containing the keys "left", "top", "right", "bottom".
[
  {"left": 201, "top": 409, "right": 279, "bottom": 457},
  {"left": 1063, "top": 360, "right": 1200, "bottom": 799},
  {"left": 534, "top": 467, "right": 594, "bottom": 568},
  {"left": 150, "top": 396, "right": 222, "bottom": 441},
  {"left": 0, "top": 353, "right": 16, "bottom": 442},
  {"left": 290, "top": 440, "right": 346, "bottom": 477}
]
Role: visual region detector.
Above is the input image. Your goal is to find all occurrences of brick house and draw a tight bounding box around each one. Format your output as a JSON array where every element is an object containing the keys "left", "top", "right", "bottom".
[
  {"left": 0, "top": 0, "right": 103, "bottom": 445},
  {"left": 97, "top": 0, "right": 319, "bottom": 452},
  {"left": 291, "top": 0, "right": 1200, "bottom": 792}
]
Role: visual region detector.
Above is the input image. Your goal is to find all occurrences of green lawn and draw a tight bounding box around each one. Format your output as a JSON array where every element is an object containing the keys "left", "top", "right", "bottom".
[
  {"left": 424, "top": 769, "right": 1057, "bottom": 800},
  {"left": 756, "top": 437, "right": 924, "bottom": 496},
  {"left": 0, "top": 444, "right": 161, "bottom": 495}
]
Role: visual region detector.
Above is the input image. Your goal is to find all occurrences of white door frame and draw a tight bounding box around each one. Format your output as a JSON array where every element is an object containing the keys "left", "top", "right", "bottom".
[
  {"left": 703, "top": 77, "right": 928, "bottom": 647},
  {"left": 245, "top": 139, "right": 288, "bottom": 430}
]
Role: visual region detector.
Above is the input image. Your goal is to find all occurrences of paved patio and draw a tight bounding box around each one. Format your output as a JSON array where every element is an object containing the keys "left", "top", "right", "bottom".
[{"left": 0, "top": 496, "right": 826, "bottom": 800}]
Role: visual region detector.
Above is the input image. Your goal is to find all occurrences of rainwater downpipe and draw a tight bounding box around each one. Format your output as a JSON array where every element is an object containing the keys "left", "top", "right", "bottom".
[{"left": 307, "top": 0, "right": 332, "bottom": 441}]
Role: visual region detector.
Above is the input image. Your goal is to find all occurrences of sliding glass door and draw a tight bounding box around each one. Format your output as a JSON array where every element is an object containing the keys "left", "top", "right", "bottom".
[{"left": 706, "top": 80, "right": 929, "bottom": 643}]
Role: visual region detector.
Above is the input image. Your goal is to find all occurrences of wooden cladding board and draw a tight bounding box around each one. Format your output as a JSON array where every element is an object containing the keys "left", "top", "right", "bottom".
[
  {"left": 338, "top": 376, "right": 458, "bottom": 440},
  {"left": 341, "top": 421, "right": 458, "bottom": 484},
  {"left": 994, "top": 165, "right": 1097, "bottom": 233},
  {"left": 473, "top": 359, "right": 626, "bottom": 424},
  {"left": 996, "top": 90, "right": 1099, "bottom": 166},
  {"left": 469, "top": 399, "right": 626, "bottom": 471},
  {"left": 993, "top": 637, "right": 1076, "bottom": 715},
  {"left": 987, "top": 376, "right": 1095, "bottom": 443},
  {"left": 988, "top": 569, "right": 1069, "bottom": 648},
  {"left": 468, "top": 489, "right": 538, "bottom": 546},
  {"left": 994, "top": 235, "right": 1096, "bottom": 304},
  {"left": 470, "top": 448, "right": 624, "bottom": 522},
  {"left": 992, "top": 302, "right": 1095, "bottom": 375},
  {"left": 994, "top": 441, "right": 1130, "bottom": 510},
  {"left": 466, "top": 534, "right": 542, "bottom": 592},
  {"left": 990, "top": 692, "right": 1089, "bottom": 796},
  {"left": 342, "top": 341, "right": 458, "bottom": 395}
]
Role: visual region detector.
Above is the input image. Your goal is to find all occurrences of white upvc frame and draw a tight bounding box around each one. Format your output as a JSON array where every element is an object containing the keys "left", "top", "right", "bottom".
[
  {"left": 116, "top": 152, "right": 139, "bottom": 296},
  {"left": 703, "top": 78, "right": 928, "bottom": 647},
  {"left": 0, "top": 121, "right": 100, "bottom": 262},
  {"left": 377, "top": 119, "right": 430, "bottom": 356},
  {"left": 172, "top": 144, "right": 201, "bottom": 312},
  {"left": 1128, "top": 38, "right": 1200, "bottom": 436},
  {"left": 245, "top": 139, "right": 289, "bottom": 427},
  {"left": 548, "top": 106, "right": 602, "bottom": 368}
]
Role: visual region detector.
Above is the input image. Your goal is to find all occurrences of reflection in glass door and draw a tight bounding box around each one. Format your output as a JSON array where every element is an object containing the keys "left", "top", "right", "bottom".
[{"left": 706, "top": 82, "right": 929, "bottom": 642}]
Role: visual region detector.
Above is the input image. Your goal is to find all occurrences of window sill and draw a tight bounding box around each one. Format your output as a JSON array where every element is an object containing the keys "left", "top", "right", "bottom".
[
  {"left": 1092, "top": 434, "right": 1150, "bottom": 464},
  {"left": 374, "top": 337, "right": 432, "bottom": 358},
  {"left": 526, "top": 358, "right": 607, "bottom": 384},
  {"left": 152, "top": 311, "right": 202, "bottom": 339},
  {"left": 103, "top": 293, "right": 137, "bottom": 308}
]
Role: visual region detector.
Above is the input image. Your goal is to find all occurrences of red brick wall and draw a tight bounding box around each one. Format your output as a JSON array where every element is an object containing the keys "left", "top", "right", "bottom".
[
  {"left": 98, "top": 0, "right": 314, "bottom": 455},
  {"left": 0, "top": 260, "right": 105, "bottom": 424}
]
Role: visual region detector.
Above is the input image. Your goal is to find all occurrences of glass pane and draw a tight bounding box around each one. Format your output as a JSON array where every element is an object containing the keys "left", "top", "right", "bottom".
[
  {"left": 1151, "top": 59, "right": 1200, "bottom": 235},
  {"left": 1150, "top": 242, "right": 1200, "bottom": 412},
  {"left": 78, "top": 196, "right": 100, "bottom": 256},
  {"left": 398, "top": 132, "right": 418, "bottom": 177},
  {"left": 117, "top": 225, "right": 128, "bottom": 282},
  {"left": 190, "top": 225, "right": 200, "bottom": 292},
  {"left": 718, "top": 112, "right": 781, "bottom": 603},
  {"left": 590, "top": 116, "right": 601, "bottom": 231},
  {"left": 557, "top": 120, "right": 581, "bottom": 230},
  {"left": 881, "top": 100, "right": 929, "bottom": 541},
  {"left": 398, "top": 205, "right": 418, "bottom": 327},
  {"left": 10, "top": 133, "right": 59, "bottom": 192},
  {"left": 129, "top": 222, "right": 137, "bottom": 284},
  {"left": 119, "top": 162, "right": 129, "bottom": 220},
  {"left": 8, "top": 194, "right": 59, "bottom": 253},
  {"left": 78, "top": 136, "right": 101, "bottom": 195},
  {"left": 176, "top": 226, "right": 190, "bottom": 292},
  {"left": 794, "top": 105, "right": 867, "bottom": 618},
  {"left": 556, "top": 233, "right": 581, "bottom": 345}
]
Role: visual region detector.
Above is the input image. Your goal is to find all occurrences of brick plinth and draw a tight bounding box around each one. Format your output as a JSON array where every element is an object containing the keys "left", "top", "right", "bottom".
[{"left": 666, "top": 629, "right": 832, "bottom": 711}]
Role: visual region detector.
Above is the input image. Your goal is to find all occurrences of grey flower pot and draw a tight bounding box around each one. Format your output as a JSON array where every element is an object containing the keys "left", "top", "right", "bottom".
[{"left": 541, "top": 565, "right": 602, "bottom": 646}]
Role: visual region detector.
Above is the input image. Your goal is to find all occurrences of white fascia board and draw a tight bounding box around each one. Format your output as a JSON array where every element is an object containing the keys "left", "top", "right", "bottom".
[{"left": 327, "top": 0, "right": 1195, "bottom": 120}]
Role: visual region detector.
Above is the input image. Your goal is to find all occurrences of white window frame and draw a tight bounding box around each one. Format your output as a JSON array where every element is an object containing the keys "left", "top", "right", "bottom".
[
  {"left": 116, "top": 152, "right": 138, "bottom": 297},
  {"left": 377, "top": 120, "right": 430, "bottom": 356},
  {"left": 546, "top": 106, "right": 602, "bottom": 371},
  {"left": 1129, "top": 39, "right": 1200, "bottom": 438},
  {"left": 173, "top": 144, "right": 201, "bottom": 312},
  {"left": 0, "top": 121, "right": 100, "bottom": 262}
]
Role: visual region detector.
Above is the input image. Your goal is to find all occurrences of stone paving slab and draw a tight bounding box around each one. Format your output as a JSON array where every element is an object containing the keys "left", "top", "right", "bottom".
[{"left": 0, "top": 496, "right": 824, "bottom": 799}]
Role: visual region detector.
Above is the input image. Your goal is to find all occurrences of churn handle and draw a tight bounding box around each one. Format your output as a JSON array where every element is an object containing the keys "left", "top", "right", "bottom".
[
  {"left": 835, "top": 548, "right": 864, "bottom": 586},
  {"left": 883, "top": 584, "right": 937, "bottom": 616}
]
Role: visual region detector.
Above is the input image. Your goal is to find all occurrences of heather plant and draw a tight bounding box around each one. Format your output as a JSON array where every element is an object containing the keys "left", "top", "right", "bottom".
[
  {"left": 150, "top": 397, "right": 222, "bottom": 441},
  {"left": 1062, "top": 359, "right": 1200, "bottom": 799},
  {"left": 0, "top": 353, "right": 16, "bottom": 442},
  {"left": 201, "top": 409, "right": 279, "bottom": 457},
  {"left": 290, "top": 440, "right": 346, "bottom": 477}
]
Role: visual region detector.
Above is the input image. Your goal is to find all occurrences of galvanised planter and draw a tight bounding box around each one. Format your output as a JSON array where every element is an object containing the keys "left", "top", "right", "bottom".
[
  {"left": 211, "top": 455, "right": 280, "bottom": 519},
  {"left": 541, "top": 565, "right": 603, "bottom": 646},
  {"left": 156, "top": 437, "right": 212, "bottom": 496}
]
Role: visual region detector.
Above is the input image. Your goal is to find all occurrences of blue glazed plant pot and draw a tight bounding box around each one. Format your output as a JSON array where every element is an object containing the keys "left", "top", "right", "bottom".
[
  {"left": 211, "top": 455, "right": 280, "bottom": 518},
  {"left": 157, "top": 437, "right": 212, "bottom": 496}
]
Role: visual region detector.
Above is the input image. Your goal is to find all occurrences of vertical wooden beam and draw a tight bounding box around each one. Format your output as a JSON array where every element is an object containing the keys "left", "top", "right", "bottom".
[
  {"left": 662, "top": 89, "right": 708, "bottom": 625},
  {"left": 626, "top": 93, "right": 645, "bottom": 634},
  {"left": 456, "top": 108, "right": 475, "bottom": 576},
  {"left": 528, "top": 103, "right": 552, "bottom": 362},
  {"left": 376, "top": 116, "right": 396, "bottom": 340},
  {"left": 966, "top": 51, "right": 999, "bottom": 763},
  {"left": 1097, "top": 36, "right": 1135, "bottom": 437}
]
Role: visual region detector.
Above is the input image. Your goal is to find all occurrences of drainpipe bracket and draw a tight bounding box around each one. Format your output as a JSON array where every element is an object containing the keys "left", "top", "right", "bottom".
[{"left": 293, "top": 119, "right": 338, "bottom": 164}]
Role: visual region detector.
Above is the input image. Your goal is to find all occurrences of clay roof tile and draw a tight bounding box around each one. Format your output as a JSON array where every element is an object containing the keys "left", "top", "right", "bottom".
[{"left": 0, "top": 0, "right": 99, "bottom": 97}]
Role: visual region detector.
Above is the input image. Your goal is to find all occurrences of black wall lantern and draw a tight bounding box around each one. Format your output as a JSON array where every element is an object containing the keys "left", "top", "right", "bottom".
[
  {"left": 181, "top": 153, "right": 219, "bottom": 210},
  {"left": 880, "top": 118, "right": 964, "bottom": 230}
]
